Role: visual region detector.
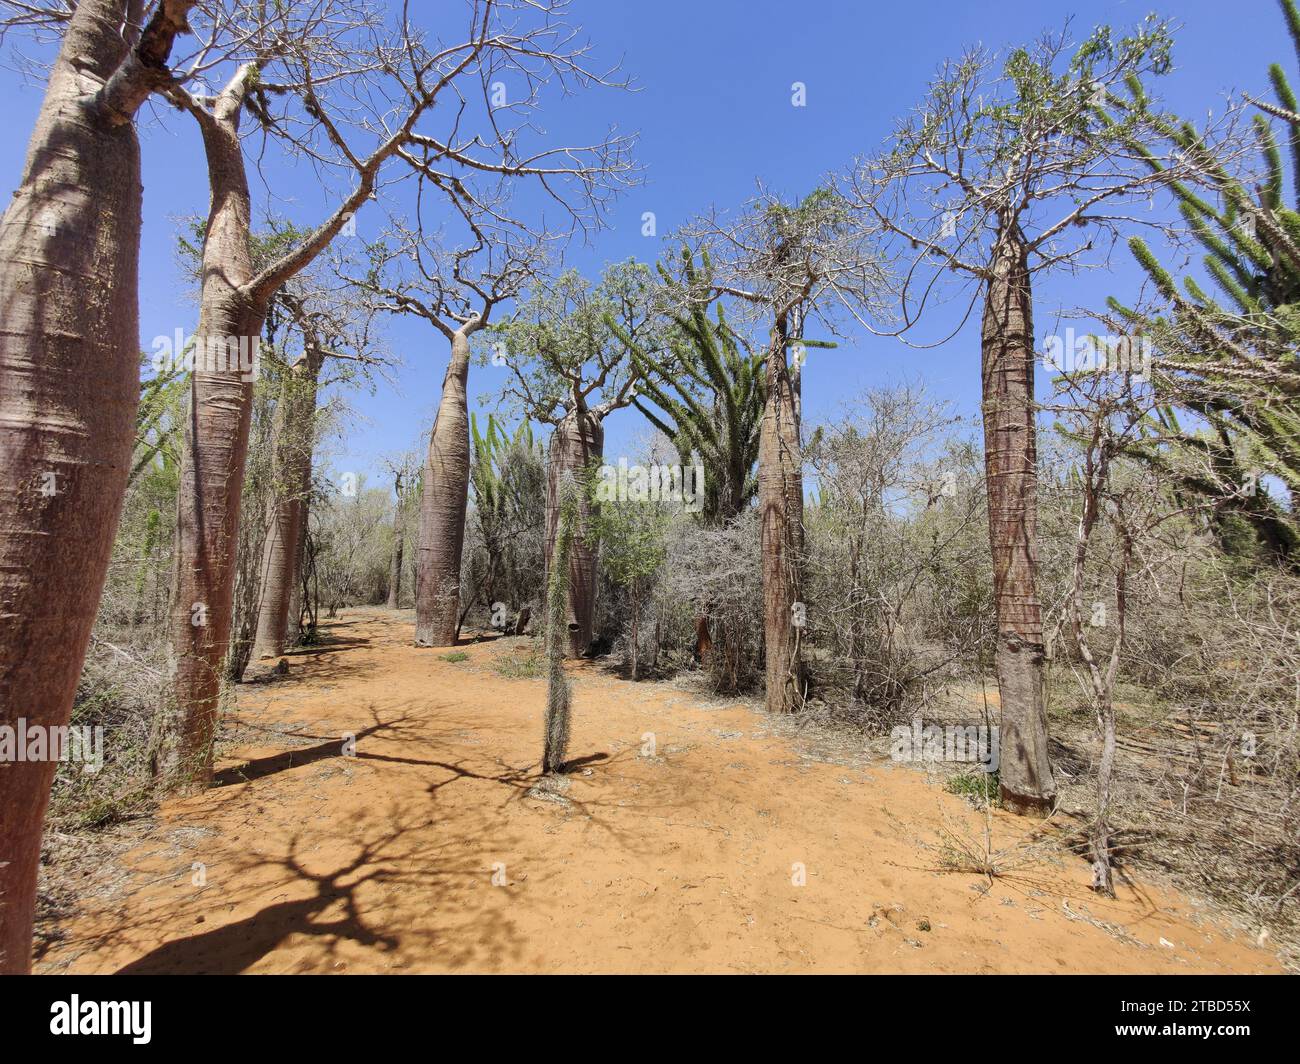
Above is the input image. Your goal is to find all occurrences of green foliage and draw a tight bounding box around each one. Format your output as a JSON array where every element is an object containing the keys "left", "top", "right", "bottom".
[
  {"left": 592, "top": 496, "right": 668, "bottom": 600},
  {"left": 608, "top": 250, "right": 765, "bottom": 522},
  {"left": 466, "top": 414, "right": 545, "bottom": 618},
  {"left": 486, "top": 260, "right": 659, "bottom": 424},
  {"left": 493, "top": 648, "right": 543, "bottom": 680},
  {"left": 131, "top": 353, "right": 186, "bottom": 489},
  {"left": 946, "top": 770, "right": 1001, "bottom": 805},
  {"left": 1108, "top": 0, "right": 1300, "bottom": 564}
]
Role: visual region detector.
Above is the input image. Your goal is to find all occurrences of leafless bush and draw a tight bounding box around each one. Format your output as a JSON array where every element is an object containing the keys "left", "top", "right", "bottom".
[
  {"left": 656, "top": 509, "right": 764, "bottom": 692},
  {"left": 1090, "top": 554, "right": 1300, "bottom": 941},
  {"left": 312, "top": 478, "right": 393, "bottom": 612},
  {"left": 1039, "top": 427, "right": 1300, "bottom": 952},
  {"left": 49, "top": 624, "right": 168, "bottom": 832},
  {"left": 802, "top": 386, "right": 992, "bottom": 728}
]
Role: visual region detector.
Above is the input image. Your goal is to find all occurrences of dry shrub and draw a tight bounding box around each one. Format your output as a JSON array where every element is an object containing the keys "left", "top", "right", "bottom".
[
  {"left": 1047, "top": 534, "right": 1300, "bottom": 961},
  {"left": 48, "top": 627, "right": 167, "bottom": 833},
  {"left": 656, "top": 509, "right": 764, "bottom": 692},
  {"left": 802, "top": 387, "right": 993, "bottom": 728}
]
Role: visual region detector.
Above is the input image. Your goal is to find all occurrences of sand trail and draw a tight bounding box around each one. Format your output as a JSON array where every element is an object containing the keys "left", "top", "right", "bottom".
[{"left": 36, "top": 610, "right": 1279, "bottom": 974}]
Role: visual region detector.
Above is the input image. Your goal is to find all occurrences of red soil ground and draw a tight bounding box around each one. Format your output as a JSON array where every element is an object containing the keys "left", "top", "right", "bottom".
[{"left": 36, "top": 610, "right": 1280, "bottom": 974}]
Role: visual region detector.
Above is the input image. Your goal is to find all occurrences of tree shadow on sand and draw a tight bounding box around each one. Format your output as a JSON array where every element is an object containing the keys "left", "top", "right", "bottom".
[{"left": 113, "top": 812, "right": 522, "bottom": 974}]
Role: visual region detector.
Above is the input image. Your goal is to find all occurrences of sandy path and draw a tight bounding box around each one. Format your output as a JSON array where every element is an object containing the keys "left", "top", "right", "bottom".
[{"left": 37, "top": 610, "right": 1279, "bottom": 974}]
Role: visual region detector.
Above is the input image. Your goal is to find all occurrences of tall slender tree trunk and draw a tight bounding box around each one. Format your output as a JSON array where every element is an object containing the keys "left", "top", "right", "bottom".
[
  {"left": 545, "top": 408, "right": 603, "bottom": 657},
  {"left": 151, "top": 52, "right": 380, "bottom": 788},
  {"left": 151, "top": 84, "right": 265, "bottom": 792},
  {"left": 287, "top": 506, "right": 308, "bottom": 639},
  {"left": 630, "top": 589, "right": 640, "bottom": 680},
  {"left": 414, "top": 328, "right": 474, "bottom": 646},
  {"left": 248, "top": 350, "right": 322, "bottom": 664},
  {"left": 980, "top": 222, "right": 1056, "bottom": 815},
  {"left": 0, "top": 0, "right": 193, "bottom": 974},
  {"left": 543, "top": 474, "right": 579, "bottom": 773},
  {"left": 759, "top": 321, "right": 805, "bottom": 713},
  {"left": 387, "top": 471, "right": 405, "bottom": 610}
]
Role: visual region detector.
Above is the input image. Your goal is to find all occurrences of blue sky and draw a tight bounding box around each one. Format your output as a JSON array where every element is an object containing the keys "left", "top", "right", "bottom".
[{"left": 0, "top": 0, "right": 1284, "bottom": 488}]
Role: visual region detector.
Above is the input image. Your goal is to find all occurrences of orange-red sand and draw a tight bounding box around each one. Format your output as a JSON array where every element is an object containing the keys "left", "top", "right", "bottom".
[{"left": 36, "top": 610, "right": 1279, "bottom": 974}]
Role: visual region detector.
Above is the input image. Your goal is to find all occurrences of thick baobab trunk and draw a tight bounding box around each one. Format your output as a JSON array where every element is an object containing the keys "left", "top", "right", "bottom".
[
  {"left": 545, "top": 409, "right": 604, "bottom": 657},
  {"left": 249, "top": 350, "right": 322, "bottom": 664},
  {"left": 415, "top": 329, "right": 474, "bottom": 646},
  {"left": 980, "top": 224, "right": 1056, "bottom": 816},
  {"left": 759, "top": 329, "right": 805, "bottom": 713},
  {"left": 151, "top": 90, "right": 264, "bottom": 792},
  {"left": 0, "top": 0, "right": 193, "bottom": 974}
]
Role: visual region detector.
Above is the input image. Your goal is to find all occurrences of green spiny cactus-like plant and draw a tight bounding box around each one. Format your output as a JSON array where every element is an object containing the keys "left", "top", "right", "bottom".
[
  {"left": 606, "top": 250, "right": 768, "bottom": 523},
  {"left": 542, "top": 473, "right": 580, "bottom": 774},
  {"left": 1106, "top": 0, "right": 1300, "bottom": 563}
]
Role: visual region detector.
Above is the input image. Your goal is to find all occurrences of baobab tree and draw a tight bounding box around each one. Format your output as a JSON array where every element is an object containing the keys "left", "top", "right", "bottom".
[
  {"left": 0, "top": 0, "right": 197, "bottom": 975},
  {"left": 681, "top": 189, "right": 888, "bottom": 713},
  {"left": 247, "top": 270, "right": 384, "bottom": 669},
  {"left": 493, "top": 262, "right": 659, "bottom": 656},
  {"left": 344, "top": 202, "right": 550, "bottom": 647},
  {"left": 846, "top": 19, "right": 1212, "bottom": 813},
  {"left": 149, "top": 0, "right": 637, "bottom": 791}
]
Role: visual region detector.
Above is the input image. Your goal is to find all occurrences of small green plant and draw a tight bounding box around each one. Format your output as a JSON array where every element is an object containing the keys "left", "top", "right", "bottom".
[
  {"left": 946, "top": 770, "right": 1000, "bottom": 805},
  {"left": 493, "top": 648, "right": 542, "bottom": 679},
  {"left": 441, "top": 651, "right": 469, "bottom": 663}
]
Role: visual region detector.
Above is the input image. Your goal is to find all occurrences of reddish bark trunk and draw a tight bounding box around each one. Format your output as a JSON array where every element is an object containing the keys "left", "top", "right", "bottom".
[
  {"left": 544, "top": 410, "right": 603, "bottom": 657},
  {"left": 152, "top": 54, "right": 378, "bottom": 789},
  {"left": 0, "top": 0, "right": 193, "bottom": 973},
  {"left": 249, "top": 350, "right": 322, "bottom": 664},
  {"left": 980, "top": 223, "right": 1056, "bottom": 815},
  {"left": 759, "top": 326, "right": 805, "bottom": 713},
  {"left": 152, "top": 81, "right": 263, "bottom": 791},
  {"left": 415, "top": 330, "right": 473, "bottom": 646},
  {"left": 387, "top": 488, "right": 405, "bottom": 610},
  {"left": 694, "top": 616, "right": 713, "bottom": 662}
]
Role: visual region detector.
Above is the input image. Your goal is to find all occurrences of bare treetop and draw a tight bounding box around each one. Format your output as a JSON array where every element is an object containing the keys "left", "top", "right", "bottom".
[
  {"left": 843, "top": 17, "right": 1240, "bottom": 340},
  {"left": 148, "top": 0, "right": 638, "bottom": 306},
  {"left": 677, "top": 185, "right": 892, "bottom": 343},
  {"left": 337, "top": 169, "right": 555, "bottom": 341}
]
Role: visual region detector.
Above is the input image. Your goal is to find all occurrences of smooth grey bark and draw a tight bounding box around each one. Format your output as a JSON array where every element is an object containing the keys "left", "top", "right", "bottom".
[{"left": 415, "top": 328, "right": 476, "bottom": 645}]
